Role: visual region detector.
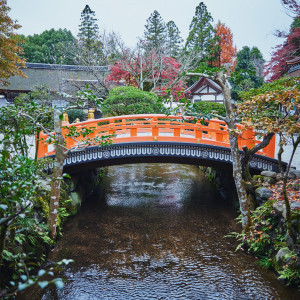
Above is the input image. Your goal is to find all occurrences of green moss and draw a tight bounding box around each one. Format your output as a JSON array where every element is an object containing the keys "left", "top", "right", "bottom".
[
  {"left": 35, "top": 195, "right": 50, "bottom": 219},
  {"left": 253, "top": 175, "right": 262, "bottom": 181}
]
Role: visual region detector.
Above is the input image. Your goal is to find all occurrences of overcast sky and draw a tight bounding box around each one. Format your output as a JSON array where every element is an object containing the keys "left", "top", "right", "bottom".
[{"left": 7, "top": 0, "right": 294, "bottom": 62}]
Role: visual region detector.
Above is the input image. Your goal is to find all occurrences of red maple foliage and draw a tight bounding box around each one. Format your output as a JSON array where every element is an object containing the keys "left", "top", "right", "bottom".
[
  {"left": 281, "top": 0, "right": 300, "bottom": 17},
  {"left": 214, "top": 22, "right": 237, "bottom": 71},
  {"left": 265, "top": 23, "right": 300, "bottom": 81},
  {"left": 106, "top": 50, "right": 187, "bottom": 100}
]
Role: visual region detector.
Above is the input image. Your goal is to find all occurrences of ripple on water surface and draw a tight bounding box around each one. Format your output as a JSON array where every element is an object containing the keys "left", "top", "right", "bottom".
[{"left": 20, "top": 164, "right": 300, "bottom": 300}]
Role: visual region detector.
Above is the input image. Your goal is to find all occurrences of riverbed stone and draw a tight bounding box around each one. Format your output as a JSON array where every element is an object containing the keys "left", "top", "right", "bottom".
[
  {"left": 273, "top": 201, "right": 287, "bottom": 219},
  {"left": 255, "top": 187, "right": 273, "bottom": 205},
  {"left": 261, "top": 171, "right": 277, "bottom": 178},
  {"left": 276, "top": 247, "right": 292, "bottom": 266},
  {"left": 263, "top": 176, "right": 276, "bottom": 184}
]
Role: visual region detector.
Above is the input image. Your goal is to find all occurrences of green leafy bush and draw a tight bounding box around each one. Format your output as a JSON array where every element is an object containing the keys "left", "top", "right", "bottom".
[
  {"left": 67, "top": 109, "right": 86, "bottom": 123},
  {"left": 102, "top": 86, "right": 165, "bottom": 116},
  {"left": 192, "top": 101, "right": 226, "bottom": 117}
]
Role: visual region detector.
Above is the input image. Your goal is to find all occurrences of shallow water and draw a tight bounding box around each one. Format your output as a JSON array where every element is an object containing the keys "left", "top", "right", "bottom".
[{"left": 21, "top": 163, "right": 300, "bottom": 299}]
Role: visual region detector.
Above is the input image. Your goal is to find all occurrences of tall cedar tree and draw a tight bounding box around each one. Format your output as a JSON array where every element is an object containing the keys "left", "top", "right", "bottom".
[
  {"left": 144, "top": 10, "right": 166, "bottom": 50},
  {"left": 22, "top": 28, "right": 76, "bottom": 64},
  {"left": 78, "top": 5, "right": 100, "bottom": 51},
  {"left": 0, "top": 0, "right": 26, "bottom": 86},
  {"left": 229, "top": 46, "right": 264, "bottom": 100},
  {"left": 185, "top": 2, "right": 215, "bottom": 60},
  {"left": 214, "top": 21, "right": 237, "bottom": 70},
  {"left": 166, "top": 21, "right": 183, "bottom": 58},
  {"left": 265, "top": 17, "right": 300, "bottom": 81}
]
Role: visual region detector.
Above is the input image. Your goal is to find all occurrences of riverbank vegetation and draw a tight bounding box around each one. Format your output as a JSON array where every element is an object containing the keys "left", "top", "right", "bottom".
[{"left": 232, "top": 176, "right": 300, "bottom": 286}]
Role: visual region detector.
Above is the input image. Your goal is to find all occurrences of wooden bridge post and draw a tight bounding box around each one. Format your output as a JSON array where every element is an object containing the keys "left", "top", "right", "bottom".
[
  {"left": 209, "top": 120, "right": 217, "bottom": 140},
  {"left": 152, "top": 116, "right": 159, "bottom": 138},
  {"left": 109, "top": 119, "right": 115, "bottom": 135},
  {"left": 240, "top": 126, "right": 255, "bottom": 149},
  {"left": 61, "top": 120, "right": 74, "bottom": 150},
  {"left": 130, "top": 127, "right": 137, "bottom": 136},
  {"left": 263, "top": 134, "right": 276, "bottom": 158},
  {"left": 195, "top": 120, "right": 202, "bottom": 142},
  {"left": 214, "top": 121, "right": 224, "bottom": 143},
  {"left": 174, "top": 128, "right": 180, "bottom": 137},
  {"left": 36, "top": 131, "right": 49, "bottom": 159}
]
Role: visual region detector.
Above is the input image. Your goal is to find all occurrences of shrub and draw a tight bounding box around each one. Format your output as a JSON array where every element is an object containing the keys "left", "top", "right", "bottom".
[
  {"left": 102, "top": 86, "right": 165, "bottom": 116},
  {"left": 192, "top": 101, "right": 226, "bottom": 117},
  {"left": 67, "top": 109, "right": 86, "bottom": 123}
]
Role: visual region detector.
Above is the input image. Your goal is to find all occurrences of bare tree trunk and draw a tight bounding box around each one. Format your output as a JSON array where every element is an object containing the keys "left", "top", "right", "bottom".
[
  {"left": 221, "top": 77, "right": 251, "bottom": 232},
  {"left": 278, "top": 135, "right": 300, "bottom": 242},
  {"left": 187, "top": 71, "right": 252, "bottom": 231},
  {"left": 34, "top": 129, "right": 40, "bottom": 165},
  {"left": 48, "top": 109, "right": 67, "bottom": 239}
]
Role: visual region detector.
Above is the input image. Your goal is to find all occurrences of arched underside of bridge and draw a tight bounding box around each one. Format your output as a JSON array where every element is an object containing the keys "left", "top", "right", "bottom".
[{"left": 43, "top": 142, "right": 282, "bottom": 175}]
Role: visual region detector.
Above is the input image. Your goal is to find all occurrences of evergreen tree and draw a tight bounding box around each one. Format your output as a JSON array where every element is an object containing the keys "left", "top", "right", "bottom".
[
  {"left": 185, "top": 2, "right": 215, "bottom": 60},
  {"left": 143, "top": 10, "right": 166, "bottom": 50},
  {"left": 22, "top": 29, "right": 76, "bottom": 64},
  {"left": 78, "top": 5, "right": 100, "bottom": 51},
  {"left": 229, "top": 46, "right": 265, "bottom": 100},
  {"left": 166, "top": 21, "right": 183, "bottom": 57}
]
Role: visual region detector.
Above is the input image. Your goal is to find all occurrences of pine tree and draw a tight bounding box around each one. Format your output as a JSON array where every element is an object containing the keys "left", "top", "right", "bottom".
[
  {"left": 78, "top": 5, "right": 100, "bottom": 51},
  {"left": 185, "top": 2, "right": 215, "bottom": 60},
  {"left": 144, "top": 10, "right": 166, "bottom": 50},
  {"left": 166, "top": 21, "right": 183, "bottom": 57}
]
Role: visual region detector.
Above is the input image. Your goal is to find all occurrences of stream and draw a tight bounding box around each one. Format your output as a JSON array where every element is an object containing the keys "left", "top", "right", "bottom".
[{"left": 20, "top": 163, "right": 300, "bottom": 299}]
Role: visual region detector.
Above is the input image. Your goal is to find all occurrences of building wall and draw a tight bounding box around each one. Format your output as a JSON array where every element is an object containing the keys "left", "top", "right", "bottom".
[{"left": 0, "top": 63, "right": 109, "bottom": 100}]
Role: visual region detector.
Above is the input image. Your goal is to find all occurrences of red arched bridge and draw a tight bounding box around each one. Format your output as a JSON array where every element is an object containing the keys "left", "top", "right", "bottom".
[{"left": 37, "top": 114, "right": 279, "bottom": 174}]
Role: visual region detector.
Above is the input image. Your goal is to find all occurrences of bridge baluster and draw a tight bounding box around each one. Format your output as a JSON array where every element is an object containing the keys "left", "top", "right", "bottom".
[
  {"left": 109, "top": 119, "right": 115, "bottom": 135},
  {"left": 36, "top": 131, "right": 49, "bottom": 158},
  {"left": 130, "top": 127, "right": 137, "bottom": 136},
  {"left": 152, "top": 117, "right": 159, "bottom": 137},
  {"left": 195, "top": 121, "right": 202, "bottom": 141},
  {"left": 174, "top": 128, "right": 180, "bottom": 137}
]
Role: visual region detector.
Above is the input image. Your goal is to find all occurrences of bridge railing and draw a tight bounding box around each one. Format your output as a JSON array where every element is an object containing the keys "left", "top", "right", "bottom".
[{"left": 36, "top": 114, "right": 275, "bottom": 159}]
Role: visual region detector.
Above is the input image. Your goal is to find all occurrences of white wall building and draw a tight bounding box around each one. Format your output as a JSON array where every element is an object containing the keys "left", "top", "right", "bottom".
[{"left": 185, "top": 77, "right": 224, "bottom": 103}]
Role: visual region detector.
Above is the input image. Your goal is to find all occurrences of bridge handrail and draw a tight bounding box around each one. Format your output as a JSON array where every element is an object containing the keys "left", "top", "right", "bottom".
[{"left": 36, "top": 114, "right": 275, "bottom": 159}]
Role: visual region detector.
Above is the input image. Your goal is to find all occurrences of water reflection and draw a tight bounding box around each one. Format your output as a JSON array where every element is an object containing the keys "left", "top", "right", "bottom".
[{"left": 20, "top": 164, "right": 300, "bottom": 299}]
